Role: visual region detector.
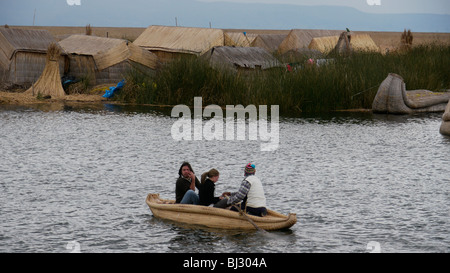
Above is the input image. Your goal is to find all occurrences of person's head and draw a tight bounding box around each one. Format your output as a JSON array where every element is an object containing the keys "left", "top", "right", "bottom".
[
  {"left": 201, "top": 168, "right": 220, "bottom": 184},
  {"left": 178, "top": 162, "right": 194, "bottom": 178},
  {"left": 244, "top": 163, "right": 255, "bottom": 176}
]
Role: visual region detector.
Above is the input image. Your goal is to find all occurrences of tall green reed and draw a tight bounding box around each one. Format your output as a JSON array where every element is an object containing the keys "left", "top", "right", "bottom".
[{"left": 117, "top": 44, "right": 450, "bottom": 115}]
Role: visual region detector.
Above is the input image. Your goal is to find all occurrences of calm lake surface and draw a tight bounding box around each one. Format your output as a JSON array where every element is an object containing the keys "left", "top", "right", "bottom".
[{"left": 0, "top": 103, "right": 448, "bottom": 253}]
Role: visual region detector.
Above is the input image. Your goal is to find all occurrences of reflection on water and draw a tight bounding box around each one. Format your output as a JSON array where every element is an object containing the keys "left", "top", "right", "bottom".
[{"left": 0, "top": 103, "right": 448, "bottom": 253}]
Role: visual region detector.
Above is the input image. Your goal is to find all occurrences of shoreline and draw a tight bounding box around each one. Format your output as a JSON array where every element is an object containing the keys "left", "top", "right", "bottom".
[
  {"left": 0, "top": 90, "right": 374, "bottom": 113},
  {"left": 0, "top": 90, "right": 107, "bottom": 105}
]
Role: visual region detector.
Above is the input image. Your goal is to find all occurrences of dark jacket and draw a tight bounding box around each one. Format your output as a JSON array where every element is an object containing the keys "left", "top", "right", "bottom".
[
  {"left": 175, "top": 176, "right": 201, "bottom": 203},
  {"left": 198, "top": 179, "right": 220, "bottom": 206}
]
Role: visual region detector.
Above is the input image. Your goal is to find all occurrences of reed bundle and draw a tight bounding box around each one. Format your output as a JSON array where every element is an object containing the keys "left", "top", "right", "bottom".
[{"left": 26, "top": 43, "right": 65, "bottom": 98}]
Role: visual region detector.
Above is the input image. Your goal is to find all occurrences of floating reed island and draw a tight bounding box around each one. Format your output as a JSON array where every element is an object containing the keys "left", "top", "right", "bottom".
[{"left": 1, "top": 25, "right": 449, "bottom": 114}]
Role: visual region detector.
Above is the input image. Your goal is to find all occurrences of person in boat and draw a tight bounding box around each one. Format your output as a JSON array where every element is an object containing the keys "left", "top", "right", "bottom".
[
  {"left": 175, "top": 162, "right": 201, "bottom": 204},
  {"left": 214, "top": 163, "right": 268, "bottom": 217},
  {"left": 198, "top": 168, "right": 230, "bottom": 206}
]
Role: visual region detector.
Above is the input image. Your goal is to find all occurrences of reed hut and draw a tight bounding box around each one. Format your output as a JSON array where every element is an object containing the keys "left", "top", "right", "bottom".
[
  {"left": 224, "top": 32, "right": 257, "bottom": 47},
  {"left": 334, "top": 32, "right": 380, "bottom": 55},
  {"left": 0, "top": 27, "right": 65, "bottom": 85},
  {"left": 202, "top": 46, "right": 283, "bottom": 71},
  {"left": 25, "top": 43, "right": 65, "bottom": 98},
  {"left": 133, "top": 25, "right": 225, "bottom": 62},
  {"left": 59, "top": 35, "right": 158, "bottom": 85},
  {"left": 278, "top": 29, "right": 342, "bottom": 54},
  {"left": 251, "top": 34, "right": 287, "bottom": 54},
  {"left": 308, "top": 36, "right": 340, "bottom": 54},
  {"left": 308, "top": 32, "right": 379, "bottom": 55}
]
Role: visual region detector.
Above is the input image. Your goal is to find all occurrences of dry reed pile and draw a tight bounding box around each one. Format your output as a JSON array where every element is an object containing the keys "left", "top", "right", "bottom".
[{"left": 25, "top": 43, "right": 65, "bottom": 98}]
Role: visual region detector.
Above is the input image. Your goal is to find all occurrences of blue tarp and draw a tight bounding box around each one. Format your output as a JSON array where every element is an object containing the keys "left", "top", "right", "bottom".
[{"left": 102, "top": 79, "right": 125, "bottom": 98}]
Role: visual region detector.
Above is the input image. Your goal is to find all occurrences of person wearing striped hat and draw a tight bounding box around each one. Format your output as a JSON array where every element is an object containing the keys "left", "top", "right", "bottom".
[{"left": 214, "top": 163, "right": 267, "bottom": 217}]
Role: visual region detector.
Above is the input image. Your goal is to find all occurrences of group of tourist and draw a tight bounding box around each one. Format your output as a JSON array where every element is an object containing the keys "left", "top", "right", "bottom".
[{"left": 175, "top": 162, "right": 268, "bottom": 217}]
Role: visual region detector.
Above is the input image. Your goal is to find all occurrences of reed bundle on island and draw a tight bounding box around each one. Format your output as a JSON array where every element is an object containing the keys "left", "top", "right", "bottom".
[{"left": 25, "top": 42, "right": 65, "bottom": 98}]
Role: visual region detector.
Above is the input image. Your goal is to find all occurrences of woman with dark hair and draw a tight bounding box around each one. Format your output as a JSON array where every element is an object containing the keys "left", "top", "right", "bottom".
[{"left": 175, "top": 162, "right": 201, "bottom": 204}]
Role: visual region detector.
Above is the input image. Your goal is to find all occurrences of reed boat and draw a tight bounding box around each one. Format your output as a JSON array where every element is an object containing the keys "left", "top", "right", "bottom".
[
  {"left": 372, "top": 73, "right": 450, "bottom": 114},
  {"left": 440, "top": 100, "right": 450, "bottom": 136},
  {"left": 146, "top": 193, "right": 297, "bottom": 231}
]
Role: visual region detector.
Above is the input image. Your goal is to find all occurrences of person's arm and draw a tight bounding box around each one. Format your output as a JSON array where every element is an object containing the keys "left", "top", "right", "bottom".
[
  {"left": 227, "top": 180, "right": 251, "bottom": 205},
  {"left": 188, "top": 172, "right": 197, "bottom": 191}
]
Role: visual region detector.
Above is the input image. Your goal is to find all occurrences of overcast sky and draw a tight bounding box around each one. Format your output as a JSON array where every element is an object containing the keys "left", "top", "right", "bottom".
[
  {"left": 200, "top": 0, "right": 450, "bottom": 14},
  {"left": 1, "top": 0, "right": 449, "bottom": 31}
]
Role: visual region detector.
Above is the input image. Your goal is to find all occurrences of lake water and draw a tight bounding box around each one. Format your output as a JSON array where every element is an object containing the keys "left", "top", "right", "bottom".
[{"left": 0, "top": 103, "right": 448, "bottom": 253}]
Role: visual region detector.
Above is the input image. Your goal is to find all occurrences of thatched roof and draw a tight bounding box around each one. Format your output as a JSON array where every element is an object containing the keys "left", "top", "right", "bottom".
[
  {"left": 59, "top": 35, "right": 158, "bottom": 70},
  {"left": 278, "top": 29, "right": 342, "bottom": 54},
  {"left": 0, "top": 28, "right": 61, "bottom": 69},
  {"left": 134, "top": 25, "right": 225, "bottom": 55},
  {"left": 225, "top": 32, "right": 257, "bottom": 47},
  {"left": 308, "top": 32, "right": 380, "bottom": 54},
  {"left": 308, "top": 36, "right": 340, "bottom": 54},
  {"left": 202, "top": 46, "right": 282, "bottom": 70},
  {"left": 251, "top": 34, "right": 287, "bottom": 53}
]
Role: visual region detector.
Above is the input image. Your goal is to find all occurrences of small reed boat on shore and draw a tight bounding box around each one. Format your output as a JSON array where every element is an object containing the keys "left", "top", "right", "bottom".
[
  {"left": 146, "top": 193, "right": 297, "bottom": 231},
  {"left": 372, "top": 73, "right": 450, "bottom": 114},
  {"left": 440, "top": 100, "right": 450, "bottom": 136}
]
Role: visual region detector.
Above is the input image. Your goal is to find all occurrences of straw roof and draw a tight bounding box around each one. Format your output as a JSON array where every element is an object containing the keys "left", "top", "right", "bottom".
[
  {"left": 0, "top": 28, "right": 62, "bottom": 70},
  {"left": 59, "top": 35, "right": 158, "bottom": 70},
  {"left": 224, "top": 32, "right": 257, "bottom": 47},
  {"left": 278, "top": 29, "right": 342, "bottom": 54},
  {"left": 308, "top": 36, "right": 340, "bottom": 54},
  {"left": 203, "top": 46, "right": 282, "bottom": 70},
  {"left": 308, "top": 32, "right": 380, "bottom": 54},
  {"left": 251, "top": 34, "right": 287, "bottom": 53},
  {"left": 134, "top": 25, "right": 225, "bottom": 56},
  {"left": 345, "top": 33, "right": 379, "bottom": 52}
]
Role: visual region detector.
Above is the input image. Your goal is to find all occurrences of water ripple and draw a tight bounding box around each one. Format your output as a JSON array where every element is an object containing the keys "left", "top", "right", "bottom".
[{"left": 0, "top": 105, "right": 448, "bottom": 253}]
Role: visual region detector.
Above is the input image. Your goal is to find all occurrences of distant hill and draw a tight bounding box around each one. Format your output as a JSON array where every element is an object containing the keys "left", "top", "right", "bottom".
[{"left": 1, "top": 0, "right": 449, "bottom": 32}]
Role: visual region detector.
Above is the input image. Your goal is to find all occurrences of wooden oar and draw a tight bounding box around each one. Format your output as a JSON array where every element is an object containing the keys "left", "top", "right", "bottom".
[{"left": 232, "top": 204, "right": 267, "bottom": 233}]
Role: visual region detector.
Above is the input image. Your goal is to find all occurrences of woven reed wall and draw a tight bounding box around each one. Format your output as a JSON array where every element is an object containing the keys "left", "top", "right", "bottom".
[
  {"left": 65, "top": 55, "right": 96, "bottom": 82},
  {"left": 96, "top": 61, "right": 129, "bottom": 85},
  {"left": 65, "top": 54, "right": 134, "bottom": 85},
  {"left": 7, "top": 52, "right": 65, "bottom": 85},
  {"left": 251, "top": 34, "right": 287, "bottom": 53}
]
